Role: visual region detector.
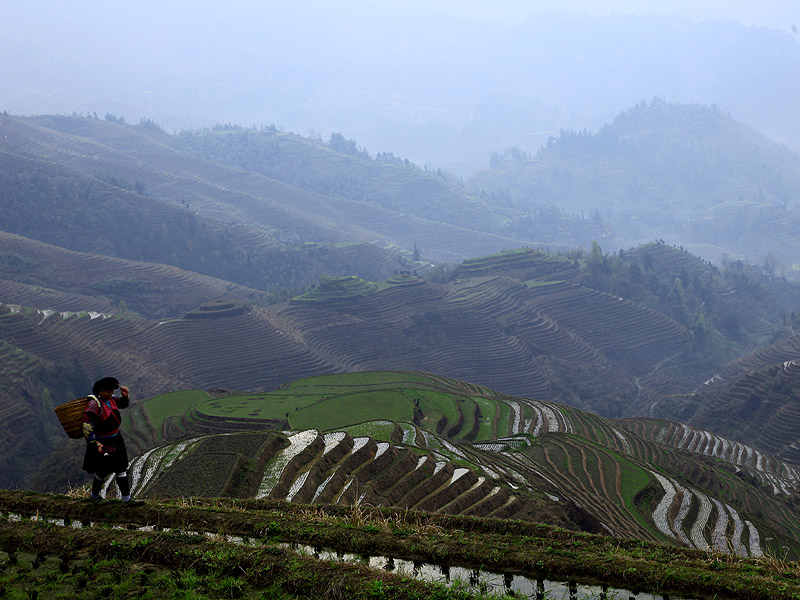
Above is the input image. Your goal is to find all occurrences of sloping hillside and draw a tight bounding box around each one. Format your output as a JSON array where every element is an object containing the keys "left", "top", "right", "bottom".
[
  {"left": 275, "top": 262, "right": 690, "bottom": 413},
  {"left": 0, "top": 129, "right": 402, "bottom": 295},
  {"left": 1, "top": 113, "right": 534, "bottom": 263},
  {"left": 0, "top": 231, "right": 272, "bottom": 318}
]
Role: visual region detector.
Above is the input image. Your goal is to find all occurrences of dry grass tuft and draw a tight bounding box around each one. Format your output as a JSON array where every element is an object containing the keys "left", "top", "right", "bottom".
[{"left": 64, "top": 482, "right": 89, "bottom": 499}]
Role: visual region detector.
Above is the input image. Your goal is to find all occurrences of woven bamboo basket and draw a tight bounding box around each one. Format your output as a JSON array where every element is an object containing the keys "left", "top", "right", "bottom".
[{"left": 54, "top": 396, "right": 92, "bottom": 438}]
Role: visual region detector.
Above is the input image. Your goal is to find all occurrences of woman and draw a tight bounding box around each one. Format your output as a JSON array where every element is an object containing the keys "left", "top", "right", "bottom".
[{"left": 82, "top": 377, "right": 140, "bottom": 504}]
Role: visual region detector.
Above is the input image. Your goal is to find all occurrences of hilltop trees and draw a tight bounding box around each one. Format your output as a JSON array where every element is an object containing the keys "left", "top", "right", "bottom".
[
  {"left": 575, "top": 241, "right": 799, "bottom": 366},
  {"left": 471, "top": 101, "right": 800, "bottom": 271},
  {"left": 328, "top": 132, "right": 369, "bottom": 158}
]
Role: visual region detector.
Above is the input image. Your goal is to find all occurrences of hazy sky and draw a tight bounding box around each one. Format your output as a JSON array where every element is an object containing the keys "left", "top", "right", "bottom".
[
  {"left": 417, "top": 0, "right": 800, "bottom": 31},
  {"left": 3, "top": 0, "right": 799, "bottom": 173}
]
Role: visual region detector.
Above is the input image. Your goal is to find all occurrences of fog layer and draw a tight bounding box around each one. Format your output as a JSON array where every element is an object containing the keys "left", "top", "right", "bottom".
[{"left": 2, "top": 1, "right": 799, "bottom": 175}]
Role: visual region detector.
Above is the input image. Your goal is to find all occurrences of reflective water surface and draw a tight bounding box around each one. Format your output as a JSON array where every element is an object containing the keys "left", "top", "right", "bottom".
[{"left": 6, "top": 513, "right": 698, "bottom": 599}]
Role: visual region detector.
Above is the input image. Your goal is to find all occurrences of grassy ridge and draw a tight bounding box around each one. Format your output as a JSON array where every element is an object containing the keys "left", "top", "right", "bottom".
[
  {"left": 146, "top": 372, "right": 491, "bottom": 440},
  {"left": 2, "top": 491, "right": 800, "bottom": 599},
  {"left": 144, "top": 390, "right": 211, "bottom": 440}
]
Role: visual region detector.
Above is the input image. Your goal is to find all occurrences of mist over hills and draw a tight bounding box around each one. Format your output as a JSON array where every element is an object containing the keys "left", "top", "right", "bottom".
[
  {"left": 3, "top": 3, "right": 800, "bottom": 174},
  {"left": 3, "top": 108, "right": 800, "bottom": 489},
  {"left": 1, "top": 113, "right": 545, "bottom": 265},
  {"left": 471, "top": 100, "right": 800, "bottom": 270},
  {"left": 6, "top": 101, "right": 800, "bottom": 275}
]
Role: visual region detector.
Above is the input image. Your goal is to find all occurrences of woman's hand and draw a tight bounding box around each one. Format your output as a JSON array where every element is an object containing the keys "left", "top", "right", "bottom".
[{"left": 119, "top": 385, "right": 129, "bottom": 398}]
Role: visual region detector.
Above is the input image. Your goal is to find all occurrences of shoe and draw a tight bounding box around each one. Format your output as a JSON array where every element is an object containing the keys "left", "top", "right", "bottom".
[
  {"left": 88, "top": 494, "right": 103, "bottom": 503},
  {"left": 122, "top": 496, "right": 144, "bottom": 506}
]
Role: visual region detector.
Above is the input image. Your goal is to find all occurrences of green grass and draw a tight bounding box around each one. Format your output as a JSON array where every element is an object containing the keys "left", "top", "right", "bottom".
[
  {"left": 197, "top": 393, "right": 317, "bottom": 421},
  {"left": 415, "top": 390, "right": 460, "bottom": 427},
  {"left": 524, "top": 279, "right": 564, "bottom": 288},
  {"left": 472, "top": 397, "right": 499, "bottom": 441},
  {"left": 284, "top": 371, "right": 437, "bottom": 391},
  {"left": 5, "top": 491, "right": 800, "bottom": 600},
  {"left": 0, "top": 504, "right": 504, "bottom": 599},
  {"left": 460, "top": 248, "right": 534, "bottom": 266},
  {"left": 340, "top": 421, "right": 397, "bottom": 440},
  {"left": 143, "top": 390, "right": 211, "bottom": 434},
  {"left": 290, "top": 391, "right": 414, "bottom": 430},
  {"left": 495, "top": 401, "right": 512, "bottom": 438},
  {"left": 192, "top": 373, "right": 476, "bottom": 435},
  {"left": 293, "top": 276, "right": 378, "bottom": 303},
  {"left": 453, "top": 398, "right": 477, "bottom": 441},
  {"left": 612, "top": 451, "right": 663, "bottom": 540}
]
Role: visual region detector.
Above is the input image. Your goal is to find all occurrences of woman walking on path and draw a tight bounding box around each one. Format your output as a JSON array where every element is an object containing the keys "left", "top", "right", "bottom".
[{"left": 82, "top": 377, "right": 141, "bottom": 504}]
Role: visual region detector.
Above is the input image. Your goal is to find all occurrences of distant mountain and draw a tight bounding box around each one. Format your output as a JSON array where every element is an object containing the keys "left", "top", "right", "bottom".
[
  {"left": 0, "top": 117, "right": 403, "bottom": 296},
  {"left": 470, "top": 100, "right": 800, "bottom": 274},
  {"left": 11, "top": 107, "right": 800, "bottom": 278}
]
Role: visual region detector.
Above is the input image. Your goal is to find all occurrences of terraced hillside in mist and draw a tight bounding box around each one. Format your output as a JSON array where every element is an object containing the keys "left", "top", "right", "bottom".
[
  {"left": 470, "top": 100, "right": 800, "bottom": 272},
  {"left": 0, "top": 232, "right": 274, "bottom": 318},
  {"left": 0, "top": 245, "right": 694, "bottom": 414},
  {"left": 111, "top": 371, "right": 800, "bottom": 559},
  {"left": 276, "top": 248, "right": 695, "bottom": 414},
  {"left": 0, "top": 113, "right": 529, "bottom": 263},
  {"left": 7, "top": 241, "right": 798, "bottom": 490}
]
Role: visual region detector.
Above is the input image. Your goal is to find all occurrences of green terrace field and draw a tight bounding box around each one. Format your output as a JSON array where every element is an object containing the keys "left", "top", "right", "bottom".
[
  {"left": 122, "top": 371, "right": 800, "bottom": 561},
  {"left": 139, "top": 372, "right": 502, "bottom": 443},
  {"left": 141, "top": 390, "right": 211, "bottom": 442},
  {"left": 456, "top": 248, "right": 579, "bottom": 281}
]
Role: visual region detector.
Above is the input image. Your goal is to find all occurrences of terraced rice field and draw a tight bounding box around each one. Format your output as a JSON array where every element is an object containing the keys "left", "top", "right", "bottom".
[
  {"left": 121, "top": 372, "right": 800, "bottom": 558},
  {"left": 1, "top": 217, "right": 705, "bottom": 424},
  {"left": 684, "top": 359, "right": 800, "bottom": 467},
  {"left": 0, "top": 231, "right": 272, "bottom": 319},
  {"left": 274, "top": 262, "right": 690, "bottom": 412}
]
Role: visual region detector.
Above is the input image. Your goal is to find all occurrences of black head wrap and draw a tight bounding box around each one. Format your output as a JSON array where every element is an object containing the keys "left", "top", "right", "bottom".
[{"left": 92, "top": 377, "right": 119, "bottom": 396}]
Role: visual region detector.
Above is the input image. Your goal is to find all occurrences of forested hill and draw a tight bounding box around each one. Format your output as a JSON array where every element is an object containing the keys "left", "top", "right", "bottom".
[
  {"left": 471, "top": 100, "right": 800, "bottom": 273},
  {"left": 0, "top": 113, "right": 598, "bottom": 264},
  {"left": 166, "top": 124, "right": 605, "bottom": 248},
  {"left": 0, "top": 124, "right": 400, "bottom": 298}
]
